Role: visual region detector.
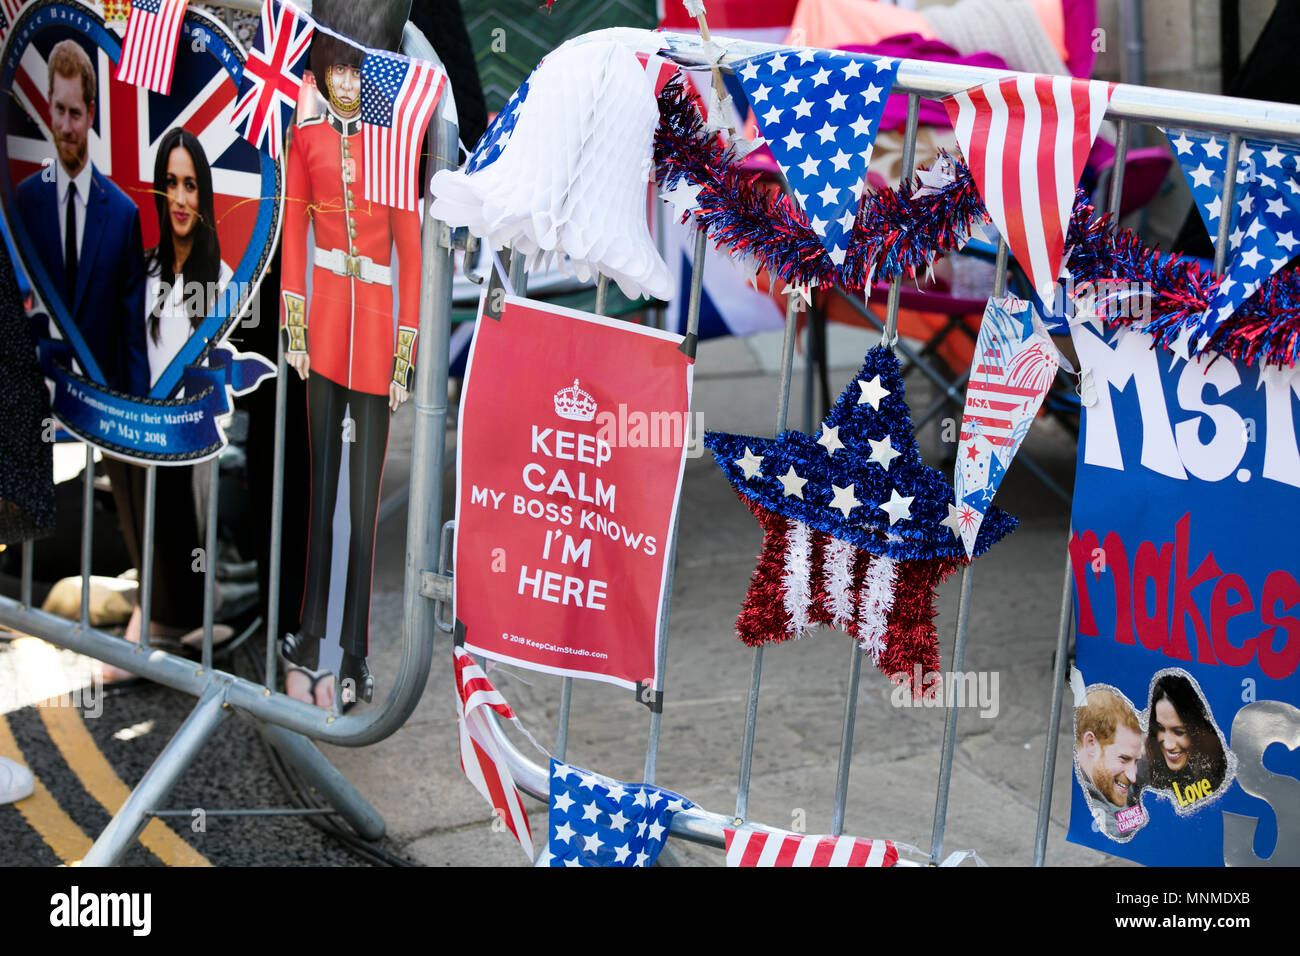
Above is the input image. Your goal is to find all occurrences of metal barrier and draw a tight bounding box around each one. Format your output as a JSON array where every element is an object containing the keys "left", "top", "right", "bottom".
[
  {"left": 0, "top": 1, "right": 458, "bottom": 864},
  {"left": 464, "top": 28, "right": 1300, "bottom": 865}
]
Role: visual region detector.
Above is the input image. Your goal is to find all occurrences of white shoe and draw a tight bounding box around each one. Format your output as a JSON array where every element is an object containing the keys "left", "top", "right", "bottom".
[{"left": 0, "top": 756, "right": 35, "bottom": 805}]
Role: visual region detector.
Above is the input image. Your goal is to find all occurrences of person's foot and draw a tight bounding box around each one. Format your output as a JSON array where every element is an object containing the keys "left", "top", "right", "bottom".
[
  {"left": 284, "top": 665, "right": 335, "bottom": 709},
  {"left": 0, "top": 757, "right": 35, "bottom": 805},
  {"left": 101, "top": 607, "right": 189, "bottom": 684}
]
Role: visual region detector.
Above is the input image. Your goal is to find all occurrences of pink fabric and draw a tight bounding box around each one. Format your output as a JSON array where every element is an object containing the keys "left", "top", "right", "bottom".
[
  {"left": 1060, "top": 0, "right": 1099, "bottom": 78},
  {"left": 841, "top": 37, "right": 1008, "bottom": 132},
  {"left": 660, "top": 0, "right": 801, "bottom": 29}
]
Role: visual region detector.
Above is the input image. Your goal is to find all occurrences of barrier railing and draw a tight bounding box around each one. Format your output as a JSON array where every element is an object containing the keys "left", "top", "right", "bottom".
[
  {"left": 461, "top": 28, "right": 1300, "bottom": 865},
  {"left": 0, "top": 1, "right": 457, "bottom": 864}
]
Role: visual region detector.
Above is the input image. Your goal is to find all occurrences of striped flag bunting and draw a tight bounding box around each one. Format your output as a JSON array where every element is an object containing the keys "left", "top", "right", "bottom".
[
  {"left": 951, "top": 296, "right": 1058, "bottom": 557},
  {"left": 724, "top": 826, "right": 899, "bottom": 866},
  {"left": 115, "top": 0, "right": 188, "bottom": 96},
  {"left": 945, "top": 75, "right": 1113, "bottom": 299},
  {"left": 230, "top": 0, "right": 314, "bottom": 159},
  {"left": 454, "top": 646, "right": 540, "bottom": 860},
  {"left": 360, "top": 50, "right": 446, "bottom": 211}
]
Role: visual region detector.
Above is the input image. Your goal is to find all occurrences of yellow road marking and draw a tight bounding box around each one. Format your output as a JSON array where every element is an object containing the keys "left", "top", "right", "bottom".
[
  {"left": 0, "top": 714, "right": 93, "bottom": 865},
  {"left": 11, "top": 636, "right": 211, "bottom": 867}
]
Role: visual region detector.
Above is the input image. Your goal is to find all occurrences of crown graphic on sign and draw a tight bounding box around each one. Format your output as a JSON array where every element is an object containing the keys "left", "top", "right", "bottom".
[{"left": 554, "top": 378, "right": 597, "bottom": 422}]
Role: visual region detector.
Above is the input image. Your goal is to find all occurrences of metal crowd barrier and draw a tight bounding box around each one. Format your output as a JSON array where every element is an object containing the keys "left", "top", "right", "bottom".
[
  {"left": 468, "top": 29, "right": 1300, "bottom": 865},
  {"left": 0, "top": 3, "right": 457, "bottom": 865}
]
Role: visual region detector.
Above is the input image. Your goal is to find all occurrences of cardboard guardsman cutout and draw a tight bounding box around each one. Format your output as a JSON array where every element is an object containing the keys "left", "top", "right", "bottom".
[{"left": 280, "top": 0, "right": 422, "bottom": 708}]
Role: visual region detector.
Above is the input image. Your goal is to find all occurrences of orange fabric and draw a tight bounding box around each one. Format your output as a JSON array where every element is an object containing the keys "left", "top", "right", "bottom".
[
  {"left": 785, "top": 0, "right": 1068, "bottom": 64},
  {"left": 785, "top": 0, "right": 934, "bottom": 49}
]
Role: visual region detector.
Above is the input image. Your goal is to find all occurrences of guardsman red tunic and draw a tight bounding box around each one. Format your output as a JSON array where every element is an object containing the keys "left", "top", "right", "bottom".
[{"left": 280, "top": 108, "right": 421, "bottom": 393}]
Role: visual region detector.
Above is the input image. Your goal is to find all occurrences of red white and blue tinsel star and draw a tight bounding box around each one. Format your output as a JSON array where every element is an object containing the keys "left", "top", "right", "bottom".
[
  {"left": 705, "top": 347, "right": 1016, "bottom": 693},
  {"left": 736, "top": 49, "right": 899, "bottom": 270},
  {"left": 1163, "top": 127, "right": 1300, "bottom": 347}
]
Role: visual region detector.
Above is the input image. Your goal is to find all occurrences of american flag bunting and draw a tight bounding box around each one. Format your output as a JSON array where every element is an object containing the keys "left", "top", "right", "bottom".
[
  {"left": 546, "top": 760, "right": 692, "bottom": 867},
  {"left": 951, "top": 297, "right": 1058, "bottom": 557},
  {"left": 230, "top": 0, "right": 313, "bottom": 159},
  {"left": 737, "top": 49, "right": 900, "bottom": 268},
  {"left": 724, "top": 826, "right": 899, "bottom": 866},
  {"left": 945, "top": 75, "right": 1113, "bottom": 298},
  {"left": 454, "top": 646, "right": 537, "bottom": 860},
  {"left": 360, "top": 50, "right": 446, "bottom": 211},
  {"left": 1, "top": 0, "right": 26, "bottom": 39},
  {"left": 1162, "top": 127, "right": 1300, "bottom": 345},
  {"left": 116, "top": 0, "right": 188, "bottom": 95}
]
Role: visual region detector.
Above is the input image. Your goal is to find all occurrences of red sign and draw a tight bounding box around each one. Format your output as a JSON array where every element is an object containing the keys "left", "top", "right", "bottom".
[{"left": 454, "top": 296, "right": 694, "bottom": 690}]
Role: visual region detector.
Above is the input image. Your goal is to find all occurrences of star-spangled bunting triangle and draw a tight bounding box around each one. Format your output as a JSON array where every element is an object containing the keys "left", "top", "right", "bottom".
[
  {"left": 705, "top": 348, "right": 1016, "bottom": 693},
  {"left": 1162, "top": 127, "right": 1300, "bottom": 344},
  {"left": 945, "top": 75, "right": 1113, "bottom": 299},
  {"left": 546, "top": 760, "right": 693, "bottom": 867},
  {"left": 953, "top": 296, "right": 1058, "bottom": 558},
  {"left": 736, "top": 49, "right": 900, "bottom": 269}
]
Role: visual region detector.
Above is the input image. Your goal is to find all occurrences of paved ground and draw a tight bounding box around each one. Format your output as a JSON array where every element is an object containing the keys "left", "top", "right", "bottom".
[{"left": 0, "top": 323, "right": 1132, "bottom": 867}]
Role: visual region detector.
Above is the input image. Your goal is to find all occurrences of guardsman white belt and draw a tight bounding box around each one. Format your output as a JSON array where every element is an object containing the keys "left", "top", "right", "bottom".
[{"left": 314, "top": 247, "right": 393, "bottom": 285}]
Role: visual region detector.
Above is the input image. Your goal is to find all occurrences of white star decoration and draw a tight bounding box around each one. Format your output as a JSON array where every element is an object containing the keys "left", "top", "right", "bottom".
[
  {"left": 868, "top": 435, "right": 901, "bottom": 470},
  {"left": 735, "top": 447, "right": 764, "bottom": 479},
  {"left": 829, "top": 483, "right": 861, "bottom": 517},
  {"left": 817, "top": 423, "right": 844, "bottom": 456},
  {"left": 940, "top": 503, "right": 965, "bottom": 538},
  {"left": 857, "top": 374, "right": 890, "bottom": 408},
  {"left": 661, "top": 179, "right": 701, "bottom": 219},
  {"left": 778, "top": 466, "right": 808, "bottom": 498},
  {"left": 878, "top": 488, "right": 914, "bottom": 525}
]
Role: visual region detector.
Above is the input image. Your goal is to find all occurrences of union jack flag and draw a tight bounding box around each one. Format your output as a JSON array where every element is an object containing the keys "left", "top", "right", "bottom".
[
  {"left": 360, "top": 50, "right": 445, "bottom": 212},
  {"left": 230, "top": 0, "right": 312, "bottom": 159},
  {"left": 724, "top": 826, "right": 899, "bottom": 867},
  {"left": 116, "top": 0, "right": 188, "bottom": 96}
]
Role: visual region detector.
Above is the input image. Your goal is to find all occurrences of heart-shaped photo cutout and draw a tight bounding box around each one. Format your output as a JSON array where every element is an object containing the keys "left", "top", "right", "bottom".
[{"left": 1, "top": 0, "right": 281, "bottom": 462}]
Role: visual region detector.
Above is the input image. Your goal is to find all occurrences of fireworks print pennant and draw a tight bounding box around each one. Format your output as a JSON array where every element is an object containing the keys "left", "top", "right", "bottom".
[
  {"left": 945, "top": 75, "right": 1113, "bottom": 299},
  {"left": 736, "top": 49, "right": 899, "bottom": 269},
  {"left": 1162, "top": 127, "right": 1300, "bottom": 344},
  {"left": 952, "top": 296, "right": 1058, "bottom": 557}
]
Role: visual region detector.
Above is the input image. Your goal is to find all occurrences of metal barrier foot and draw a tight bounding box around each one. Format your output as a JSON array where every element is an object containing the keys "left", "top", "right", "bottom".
[
  {"left": 255, "top": 720, "right": 386, "bottom": 842},
  {"left": 82, "top": 683, "right": 231, "bottom": 867}
]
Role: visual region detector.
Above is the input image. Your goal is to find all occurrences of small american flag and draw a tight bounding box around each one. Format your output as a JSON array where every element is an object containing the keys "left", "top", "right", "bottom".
[
  {"left": 945, "top": 75, "right": 1113, "bottom": 298},
  {"left": 231, "top": 0, "right": 313, "bottom": 159},
  {"left": 361, "top": 50, "right": 445, "bottom": 211},
  {"left": 724, "top": 827, "right": 899, "bottom": 866},
  {"left": 454, "top": 646, "right": 535, "bottom": 860},
  {"left": 1, "top": 0, "right": 27, "bottom": 39},
  {"left": 115, "top": 0, "right": 188, "bottom": 96}
]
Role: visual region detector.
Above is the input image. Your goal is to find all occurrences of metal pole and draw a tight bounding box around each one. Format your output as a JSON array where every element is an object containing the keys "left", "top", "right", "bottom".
[
  {"left": 138, "top": 466, "right": 157, "bottom": 652},
  {"left": 80, "top": 446, "right": 94, "bottom": 631},
  {"left": 828, "top": 93, "right": 921, "bottom": 837},
  {"left": 1033, "top": 553, "right": 1075, "bottom": 865},
  {"left": 20, "top": 540, "right": 33, "bottom": 609},
  {"left": 644, "top": 231, "right": 706, "bottom": 785},
  {"left": 735, "top": 281, "right": 800, "bottom": 823},
  {"left": 265, "top": 342, "right": 288, "bottom": 689},
  {"left": 81, "top": 682, "right": 230, "bottom": 866},
  {"left": 928, "top": 237, "right": 1006, "bottom": 864},
  {"left": 255, "top": 718, "right": 385, "bottom": 840},
  {"left": 201, "top": 457, "right": 220, "bottom": 672},
  {"left": 555, "top": 273, "right": 611, "bottom": 762},
  {"left": 1214, "top": 134, "right": 1241, "bottom": 276},
  {"left": 1034, "top": 121, "right": 1131, "bottom": 864}
]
